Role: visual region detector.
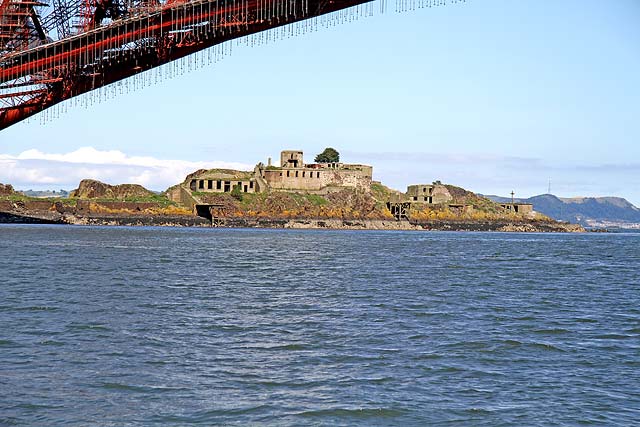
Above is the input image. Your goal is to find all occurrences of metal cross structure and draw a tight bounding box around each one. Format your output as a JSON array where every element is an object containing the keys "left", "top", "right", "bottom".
[{"left": 0, "top": 0, "right": 462, "bottom": 130}]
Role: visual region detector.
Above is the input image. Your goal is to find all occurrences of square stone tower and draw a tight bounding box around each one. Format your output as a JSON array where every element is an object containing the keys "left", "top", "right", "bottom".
[{"left": 280, "top": 150, "right": 304, "bottom": 168}]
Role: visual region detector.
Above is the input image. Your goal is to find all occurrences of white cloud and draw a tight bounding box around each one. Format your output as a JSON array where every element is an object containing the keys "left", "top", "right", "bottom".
[{"left": 0, "top": 147, "right": 254, "bottom": 191}]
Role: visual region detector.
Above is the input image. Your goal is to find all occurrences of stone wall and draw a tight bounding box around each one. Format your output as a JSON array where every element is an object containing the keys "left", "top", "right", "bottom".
[
  {"left": 263, "top": 168, "right": 372, "bottom": 192},
  {"left": 406, "top": 184, "right": 452, "bottom": 204},
  {"left": 190, "top": 178, "right": 257, "bottom": 194},
  {"left": 172, "top": 186, "right": 197, "bottom": 212},
  {"left": 432, "top": 185, "right": 453, "bottom": 204},
  {"left": 263, "top": 169, "right": 324, "bottom": 191}
]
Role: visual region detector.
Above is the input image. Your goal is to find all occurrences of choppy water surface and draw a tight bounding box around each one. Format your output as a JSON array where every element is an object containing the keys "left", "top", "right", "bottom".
[{"left": 1, "top": 225, "right": 639, "bottom": 426}]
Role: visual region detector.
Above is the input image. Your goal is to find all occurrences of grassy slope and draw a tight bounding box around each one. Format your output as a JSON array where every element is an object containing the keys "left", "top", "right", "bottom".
[
  {"left": 409, "top": 185, "right": 552, "bottom": 222},
  {"left": 190, "top": 189, "right": 394, "bottom": 220},
  {"left": 2, "top": 179, "right": 557, "bottom": 223}
]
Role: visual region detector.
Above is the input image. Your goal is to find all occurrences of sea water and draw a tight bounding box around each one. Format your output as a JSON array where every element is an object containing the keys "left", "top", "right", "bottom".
[{"left": 1, "top": 225, "right": 639, "bottom": 426}]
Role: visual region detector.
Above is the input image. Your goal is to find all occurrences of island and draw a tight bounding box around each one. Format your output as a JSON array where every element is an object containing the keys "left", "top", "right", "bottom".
[{"left": 0, "top": 149, "right": 584, "bottom": 232}]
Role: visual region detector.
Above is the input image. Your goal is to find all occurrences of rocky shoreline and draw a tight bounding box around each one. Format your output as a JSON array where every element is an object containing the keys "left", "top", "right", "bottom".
[
  {"left": 0, "top": 179, "right": 586, "bottom": 233},
  {"left": 0, "top": 209, "right": 585, "bottom": 232}
]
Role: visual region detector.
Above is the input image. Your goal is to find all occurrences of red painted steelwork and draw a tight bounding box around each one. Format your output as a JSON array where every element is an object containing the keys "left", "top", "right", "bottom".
[{"left": 0, "top": 0, "right": 374, "bottom": 130}]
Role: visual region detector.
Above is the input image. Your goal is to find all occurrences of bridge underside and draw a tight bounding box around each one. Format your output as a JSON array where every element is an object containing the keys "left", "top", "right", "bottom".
[{"left": 0, "top": 0, "right": 373, "bottom": 130}]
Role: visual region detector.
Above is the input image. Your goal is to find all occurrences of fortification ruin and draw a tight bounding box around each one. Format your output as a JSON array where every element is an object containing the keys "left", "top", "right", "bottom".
[
  {"left": 166, "top": 149, "right": 536, "bottom": 222},
  {"left": 169, "top": 150, "right": 374, "bottom": 204}
]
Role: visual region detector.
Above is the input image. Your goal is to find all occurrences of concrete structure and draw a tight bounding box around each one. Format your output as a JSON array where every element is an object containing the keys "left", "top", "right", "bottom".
[
  {"left": 260, "top": 150, "right": 373, "bottom": 193},
  {"left": 281, "top": 150, "right": 304, "bottom": 168},
  {"left": 406, "top": 184, "right": 453, "bottom": 204},
  {"left": 187, "top": 170, "right": 259, "bottom": 194},
  {"left": 500, "top": 203, "right": 534, "bottom": 215},
  {"left": 385, "top": 182, "right": 461, "bottom": 221}
]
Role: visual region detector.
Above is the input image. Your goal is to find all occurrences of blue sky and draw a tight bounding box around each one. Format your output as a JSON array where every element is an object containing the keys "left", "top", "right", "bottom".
[{"left": 1, "top": 0, "right": 639, "bottom": 205}]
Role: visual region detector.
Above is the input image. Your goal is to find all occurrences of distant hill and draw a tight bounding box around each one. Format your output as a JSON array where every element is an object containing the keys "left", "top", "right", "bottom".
[
  {"left": 484, "top": 194, "right": 640, "bottom": 228},
  {"left": 20, "top": 189, "right": 69, "bottom": 198}
]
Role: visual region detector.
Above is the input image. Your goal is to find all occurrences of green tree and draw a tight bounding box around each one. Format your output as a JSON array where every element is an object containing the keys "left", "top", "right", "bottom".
[{"left": 314, "top": 147, "right": 340, "bottom": 163}]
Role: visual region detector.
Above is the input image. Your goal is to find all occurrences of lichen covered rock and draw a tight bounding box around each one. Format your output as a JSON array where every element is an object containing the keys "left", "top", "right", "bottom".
[
  {"left": 0, "top": 183, "right": 14, "bottom": 196},
  {"left": 70, "top": 179, "right": 154, "bottom": 199}
]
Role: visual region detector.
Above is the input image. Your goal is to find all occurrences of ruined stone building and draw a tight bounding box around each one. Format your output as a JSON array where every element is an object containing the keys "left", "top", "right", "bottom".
[
  {"left": 260, "top": 150, "right": 373, "bottom": 193},
  {"left": 183, "top": 150, "right": 372, "bottom": 195},
  {"left": 168, "top": 150, "right": 374, "bottom": 207},
  {"left": 500, "top": 203, "right": 534, "bottom": 215},
  {"left": 188, "top": 170, "right": 258, "bottom": 194},
  {"left": 406, "top": 184, "right": 453, "bottom": 204},
  {"left": 168, "top": 151, "right": 539, "bottom": 222},
  {"left": 386, "top": 183, "right": 456, "bottom": 220}
]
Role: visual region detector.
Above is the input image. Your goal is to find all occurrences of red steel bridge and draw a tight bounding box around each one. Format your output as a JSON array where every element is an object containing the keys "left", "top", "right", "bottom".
[{"left": 0, "top": 0, "right": 457, "bottom": 130}]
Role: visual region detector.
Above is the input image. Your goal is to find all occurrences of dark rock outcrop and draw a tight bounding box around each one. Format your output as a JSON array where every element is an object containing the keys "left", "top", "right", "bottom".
[
  {"left": 70, "top": 179, "right": 154, "bottom": 199},
  {"left": 0, "top": 183, "right": 14, "bottom": 196}
]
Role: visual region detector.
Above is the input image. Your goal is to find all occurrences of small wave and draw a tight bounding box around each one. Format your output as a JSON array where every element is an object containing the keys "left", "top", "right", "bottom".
[
  {"left": 408, "top": 334, "right": 428, "bottom": 340},
  {"left": 99, "top": 382, "right": 185, "bottom": 393},
  {"left": 298, "top": 407, "right": 407, "bottom": 419},
  {"left": 529, "top": 342, "right": 566, "bottom": 352},
  {"left": 143, "top": 360, "right": 169, "bottom": 365},
  {"left": 413, "top": 352, "right": 443, "bottom": 360},
  {"left": 11, "top": 403, "right": 63, "bottom": 410},
  {"left": 203, "top": 324, "right": 254, "bottom": 332},
  {"left": 532, "top": 328, "right": 570, "bottom": 335},
  {"left": 593, "top": 333, "right": 633, "bottom": 340},
  {"left": 445, "top": 340, "right": 491, "bottom": 351},
  {"left": 252, "top": 379, "right": 326, "bottom": 389},
  {"left": 14, "top": 306, "right": 58, "bottom": 312},
  {"left": 335, "top": 376, "right": 394, "bottom": 385},
  {"left": 371, "top": 347, "right": 401, "bottom": 353},
  {"left": 412, "top": 311, "right": 451, "bottom": 318},
  {"left": 151, "top": 404, "right": 273, "bottom": 422},
  {"left": 463, "top": 407, "right": 494, "bottom": 414},
  {"left": 39, "top": 339, "right": 64, "bottom": 346},
  {"left": 231, "top": 343, "right": 307, "bottom": 352},
  {"left": 264, "top": 343, "right": 308, "bottom": 351},
  {"left": 358, "top": 376, "right": 393, "bottom": 384},
  {"left": 0, "top": 417, "right": 19, "bottom": 426},
  {"left": 574, "top": 317, "right": 598, "bottom": 323},
  {"left": 0, "top": 339, "right": 21, "bottom": 347},
  {"left": 438, "top": 366, "right": 465, "bottom": 373},
  {"left": 67, "top": 323, "right": 111, "bottom": 332},
  {"left": 100, "top": 382, "right": 149, "bottom": 392}
]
